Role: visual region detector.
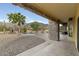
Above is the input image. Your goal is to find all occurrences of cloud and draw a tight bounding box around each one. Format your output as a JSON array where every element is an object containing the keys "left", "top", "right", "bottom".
[{"left": 0, "top": 19, "right": 9, "bottom": 23}]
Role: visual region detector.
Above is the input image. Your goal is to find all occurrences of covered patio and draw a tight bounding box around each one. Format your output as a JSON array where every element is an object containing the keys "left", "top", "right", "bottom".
[{"left": 12, "top": 3, "right": 79, "bottom": 56}]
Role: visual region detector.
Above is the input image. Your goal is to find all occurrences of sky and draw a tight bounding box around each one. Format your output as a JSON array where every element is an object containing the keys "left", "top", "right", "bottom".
[{"left": 0, "top": 3, "right": 48, "bottom": 24}]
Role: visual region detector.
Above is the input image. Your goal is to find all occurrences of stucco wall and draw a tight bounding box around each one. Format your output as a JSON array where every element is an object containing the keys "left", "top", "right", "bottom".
[{"left": 73, "top": 5, "right": 79, "bottom": 48}]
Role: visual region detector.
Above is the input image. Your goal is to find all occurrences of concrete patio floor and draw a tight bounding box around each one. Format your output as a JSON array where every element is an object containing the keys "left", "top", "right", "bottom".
[{"left": 17, "top": 33, "right": 79, "bottom": 56}]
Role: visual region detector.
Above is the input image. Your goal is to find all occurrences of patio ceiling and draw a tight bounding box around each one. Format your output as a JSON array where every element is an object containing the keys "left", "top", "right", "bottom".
[{"left": 14, "top": 3, "right": 78, "bottom": 23}]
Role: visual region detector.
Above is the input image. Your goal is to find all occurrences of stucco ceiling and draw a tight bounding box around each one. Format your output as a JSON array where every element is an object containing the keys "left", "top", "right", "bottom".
[
  {"left": 14, "top": 3, "right": 78, "bottom": 23},
  {"left": 28, "top": 3, "right": 77, "bottom": 23}
]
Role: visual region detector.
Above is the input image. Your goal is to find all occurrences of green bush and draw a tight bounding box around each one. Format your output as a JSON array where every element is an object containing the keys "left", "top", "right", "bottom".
[
  {"left": 30, "top": 22, "right": 41, "bottom": 31},
  {"left": 21, "top": 27, "right": 27, "bottom": 33}
]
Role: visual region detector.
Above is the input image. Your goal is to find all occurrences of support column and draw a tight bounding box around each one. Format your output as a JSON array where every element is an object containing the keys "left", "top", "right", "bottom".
[
  {"left": 58, "top": 22, "right": 60, "bottom": 41},
  {"left": 48, "top": 20, "right": 59, "bottom": 41}
]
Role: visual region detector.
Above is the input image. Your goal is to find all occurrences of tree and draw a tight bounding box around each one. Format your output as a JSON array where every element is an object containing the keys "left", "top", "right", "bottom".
[
  {"left": 7, "top": 13, "right": 26, "bottom": 33},
  {"left": 30, "top": 22, "right": 41, "bottom": 32}
]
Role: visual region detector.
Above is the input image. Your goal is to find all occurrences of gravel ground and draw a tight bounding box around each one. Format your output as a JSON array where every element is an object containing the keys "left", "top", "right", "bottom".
[
  {"left": 0, "top": 34, "right": 45, "bottom": 56},
  {"left": 0, "top": 34, "right": 18, "bottom": 47}
]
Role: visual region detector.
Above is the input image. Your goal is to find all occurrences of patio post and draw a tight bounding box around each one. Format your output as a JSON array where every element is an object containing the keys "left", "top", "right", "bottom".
[{"left": 48, "top": 20, "right": 58, "bottom": 41}]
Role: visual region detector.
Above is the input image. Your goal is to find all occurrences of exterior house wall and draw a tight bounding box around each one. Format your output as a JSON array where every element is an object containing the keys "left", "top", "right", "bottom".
[{"left": 73, "top": 5, "right": 79, "bottom": 48}]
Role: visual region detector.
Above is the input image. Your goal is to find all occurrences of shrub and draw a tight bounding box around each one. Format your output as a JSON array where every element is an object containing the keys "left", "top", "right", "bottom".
[{"left": 21, "top": 27, "right": 27, "bottom": 33}]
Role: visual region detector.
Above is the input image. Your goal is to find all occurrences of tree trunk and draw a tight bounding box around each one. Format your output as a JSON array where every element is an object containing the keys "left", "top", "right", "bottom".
[
  {"left": 3, "top": 28, "right": 5, "bottom": 34},
  {"left": 18, "top": 22, "right": 22, "bottom": 34}
]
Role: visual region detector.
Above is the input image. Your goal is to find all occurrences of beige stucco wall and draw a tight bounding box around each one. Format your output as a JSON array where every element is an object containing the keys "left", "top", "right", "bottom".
[{"left": 73, "top": 5, "right": 79, "bottom": 48}]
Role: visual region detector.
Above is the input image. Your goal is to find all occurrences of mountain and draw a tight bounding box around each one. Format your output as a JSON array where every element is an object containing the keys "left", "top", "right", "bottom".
[
  {"left": 26, "top": 21, "right": 48, "bottom": 27},
  {"left": 0, "top": 21, "right": 48, "bottom": 28}
]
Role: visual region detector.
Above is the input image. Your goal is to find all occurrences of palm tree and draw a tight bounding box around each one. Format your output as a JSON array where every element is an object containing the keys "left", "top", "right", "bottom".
[{"left": 7, "top": 13, "right": 26, "bottom": 33}]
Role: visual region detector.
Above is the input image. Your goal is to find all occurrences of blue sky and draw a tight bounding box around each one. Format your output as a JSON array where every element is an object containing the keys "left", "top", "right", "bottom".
[{"left": 0, "top": 3, "right": 48, "bottom": 24}]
